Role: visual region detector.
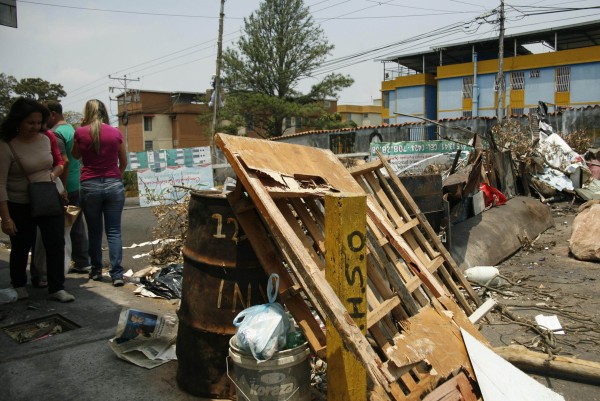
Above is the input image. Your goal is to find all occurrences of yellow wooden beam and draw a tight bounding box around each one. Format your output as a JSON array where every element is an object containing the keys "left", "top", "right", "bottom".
[{"left": 325, "top": 192, "right": 368, "bottom": 401}]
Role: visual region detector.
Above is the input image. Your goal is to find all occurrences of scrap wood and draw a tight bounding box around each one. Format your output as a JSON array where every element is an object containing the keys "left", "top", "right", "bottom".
[
  {"left": 215, "top": 133, "right": 393, "bottom": 397},
  {"left": 215, "top": 133, "right": 485, "bottom": 401},
  {"left": 421, "top": 372, "right": 478, "bottom": 401},
  {"left": 369, "top": 152, "right": 481, "bottom": 309},
  {"left": 494, "top": 344, "right": 600, "bottom": 385}
]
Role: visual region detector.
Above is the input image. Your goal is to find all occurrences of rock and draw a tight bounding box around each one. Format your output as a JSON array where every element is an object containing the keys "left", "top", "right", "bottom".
[{"left": 569, "top": 203, "right": 600, "bottom": 262}]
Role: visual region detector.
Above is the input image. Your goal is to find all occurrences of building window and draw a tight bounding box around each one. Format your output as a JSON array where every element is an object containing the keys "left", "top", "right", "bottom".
[
  {"left": 143, "top": 116, "right": 153, "bottom": 131},
  {"left": 462, "top": 76, "right": 473, "bottom": 99},
  {"left": 555, "top": 66, "right": 570, "bottom": 92},
  {"left": 323, "top": 100, "right": 331, "bottom": 108},
  {"left": 144, "top": 140, "right": 153, "bottom": 151},
  {"left": 285, "top": 117, "right": 292, "bottom": 128},
  {"left": 511, "top": 108, "right": 524, "bottom": 115},
  {"left": 462, "top": 110, "right": 472, "bottom": 118},
  {"left": 510, "top": 71, "right": 525, "bottom": 90},
  {"left": 530, "top": 69, "right": 540, "bottom": 79},
  {"left": 329, "top": 132, "right": 356, "bottom": 154},
  {"left": 296, "top": 116, "right": 301, "bottom": 128}
]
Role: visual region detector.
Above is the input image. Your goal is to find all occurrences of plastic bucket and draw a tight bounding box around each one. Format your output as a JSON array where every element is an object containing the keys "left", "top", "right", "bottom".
[{"left": 228, "top": 337, "right": 311, "bottom": 401}]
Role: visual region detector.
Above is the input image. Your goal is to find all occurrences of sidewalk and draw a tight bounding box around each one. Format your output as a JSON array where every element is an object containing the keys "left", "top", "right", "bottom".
[{"left": 0, "top": 245, "right": 213, "bottom": 401}]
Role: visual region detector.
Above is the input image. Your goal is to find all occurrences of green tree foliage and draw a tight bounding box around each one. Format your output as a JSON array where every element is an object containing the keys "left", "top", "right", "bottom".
[
  {"left": 14, "top": 78, "right": 66, "bottom": 101},
  {"left": 63, "top": 110, "right": 83, "bottom": 127},
  {"left": 0, "top": 73, "right": 18, "bottom": 119},
  {"left": 0, "top": 74, "right": 67, "bottom": 120},
  {"left": 220, "top": 0, "right": 353, "bottom": 138}
]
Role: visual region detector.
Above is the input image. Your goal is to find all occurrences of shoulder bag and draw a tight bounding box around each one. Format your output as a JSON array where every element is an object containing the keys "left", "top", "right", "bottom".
[{"left": 7, "top": 142, "right": 64, "bottom": 218}]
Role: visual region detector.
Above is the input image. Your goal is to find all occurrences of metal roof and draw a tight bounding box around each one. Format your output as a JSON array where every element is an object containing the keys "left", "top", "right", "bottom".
[{"left": 381, "top": 20, "right": 600, "bottom": 75}]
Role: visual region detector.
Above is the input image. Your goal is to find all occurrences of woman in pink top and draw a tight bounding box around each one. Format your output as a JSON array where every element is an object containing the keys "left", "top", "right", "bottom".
[{"left": 72, "top": 99, "right": 128, "bottom": 287}]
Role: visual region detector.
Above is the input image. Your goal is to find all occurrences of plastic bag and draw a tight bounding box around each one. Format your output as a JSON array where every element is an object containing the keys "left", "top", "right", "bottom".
[
  {"left": 139, "top": 263, "right": 183, "bottom": 300},
  {"left": 479, "top": 183, "right": 507, "bottom": 207},
  {"left": 233, "top": 273, "right": 290, "bottom": 362}
]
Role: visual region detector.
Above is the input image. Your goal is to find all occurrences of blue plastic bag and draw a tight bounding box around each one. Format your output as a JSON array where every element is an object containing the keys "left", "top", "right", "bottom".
[{"left": 233, "top": 274, "right": 290, "bottom": 361}]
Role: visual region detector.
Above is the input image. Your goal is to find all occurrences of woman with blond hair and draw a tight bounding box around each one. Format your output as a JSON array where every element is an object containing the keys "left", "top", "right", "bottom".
[{"left": 72, "top": 99, "right": 127, "bottom": 286}]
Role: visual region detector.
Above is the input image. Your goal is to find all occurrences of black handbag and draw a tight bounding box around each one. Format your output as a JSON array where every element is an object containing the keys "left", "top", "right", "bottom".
[
  {"left": 8, "top": 142, "right": 64, "bottom": 217},
  {"left": 28, "top": 181, "right": 64, "bottom": 217}
]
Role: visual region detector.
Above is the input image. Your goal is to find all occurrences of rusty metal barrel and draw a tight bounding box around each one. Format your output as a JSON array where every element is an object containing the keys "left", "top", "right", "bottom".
[{"left": 176, "top": 191, "right": 268, "bottom": 399}]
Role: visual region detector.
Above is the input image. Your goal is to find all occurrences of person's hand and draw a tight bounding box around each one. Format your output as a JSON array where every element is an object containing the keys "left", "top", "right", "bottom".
[
  {"left": 61, "top": 191, "right": 68, "bottom": 203},
  {"left": 50, "top": 172, "right": 56, "bottom": 181},
  {"left": 1, "top": 218, "right": 17, "bottom": 236}
]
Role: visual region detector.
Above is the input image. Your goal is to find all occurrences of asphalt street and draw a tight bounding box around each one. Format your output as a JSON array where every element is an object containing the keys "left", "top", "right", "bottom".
[{"left": 0, "top": 198, "right": 218, "bottom": 401}]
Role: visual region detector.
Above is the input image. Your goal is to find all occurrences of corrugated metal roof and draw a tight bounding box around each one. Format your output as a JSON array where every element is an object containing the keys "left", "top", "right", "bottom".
[{"left": 380, "top": 20, "right": 600, "bottom": 75}]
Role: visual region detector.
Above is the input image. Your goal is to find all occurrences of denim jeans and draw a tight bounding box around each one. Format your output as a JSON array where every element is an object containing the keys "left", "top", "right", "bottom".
[{"left": 80, "top": 178, "right": 125, "bottom": 280}]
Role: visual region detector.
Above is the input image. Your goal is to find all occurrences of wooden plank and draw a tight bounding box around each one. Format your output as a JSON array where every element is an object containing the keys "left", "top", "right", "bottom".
[
  {"left": 325, "top": 193, "right": 368, "bottom": 401},
  {"left": 421, "top": 372, "right": 478, "bottom": 401},
  {"left": 468, "top": 298, "right": 497, "bottom": 324},
  {"left": 289, "top": 198, "right": 326, "bottom": 255},
  {"left": 368, "top": 296, "right": 402, "bottom": 329}
]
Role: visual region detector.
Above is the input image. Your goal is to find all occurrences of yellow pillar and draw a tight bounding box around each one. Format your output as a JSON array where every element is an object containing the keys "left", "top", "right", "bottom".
[{"left": 325, "top": 192, "right": 368, "bottom": 401}]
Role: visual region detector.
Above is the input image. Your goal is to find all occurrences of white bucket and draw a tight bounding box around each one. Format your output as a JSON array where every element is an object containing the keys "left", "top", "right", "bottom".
[{"left": 228, "top": 337, "right": 311, "bottom": 401}]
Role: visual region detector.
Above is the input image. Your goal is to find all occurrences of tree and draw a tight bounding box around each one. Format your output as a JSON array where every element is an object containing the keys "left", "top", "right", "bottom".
[
  {"left": 14, "top": 78, "right": 66, "bottom": 102},
  {"left": 0, "top": 73, "right": 18, "bottom": 119},
  {"left": 64, "top": 111, "right": 83, "bottom": 127},
  {"left": 0, "top": 74, "right": 67, "bottom": 120},
  {"left": 220, "top": 0, "right": 353, "bottom": 138}
]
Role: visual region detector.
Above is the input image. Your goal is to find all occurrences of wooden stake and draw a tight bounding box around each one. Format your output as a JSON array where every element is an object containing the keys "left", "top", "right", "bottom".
[{"left": 325, "top": 192, "right": 368, "bottom": 401}]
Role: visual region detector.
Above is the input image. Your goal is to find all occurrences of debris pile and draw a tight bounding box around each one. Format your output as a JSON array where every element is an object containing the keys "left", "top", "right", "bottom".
[{"left": 209, "top": 132, "right": 574, "bottom": 400}]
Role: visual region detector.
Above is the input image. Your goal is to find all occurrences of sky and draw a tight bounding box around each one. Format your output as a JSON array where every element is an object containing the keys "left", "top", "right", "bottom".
[{"left": 1, "top": 0, "right": 599, "bottom": 124}]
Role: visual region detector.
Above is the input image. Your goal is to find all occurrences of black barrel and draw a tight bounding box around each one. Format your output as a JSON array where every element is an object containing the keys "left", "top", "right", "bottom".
[{"left": 176, "top": 191, "right": 268, "bottom": 398}]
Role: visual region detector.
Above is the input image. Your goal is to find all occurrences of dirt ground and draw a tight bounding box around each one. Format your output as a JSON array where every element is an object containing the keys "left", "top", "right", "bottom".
[{"left": 476, "top": 199, "right": 600, "bottom": 401}]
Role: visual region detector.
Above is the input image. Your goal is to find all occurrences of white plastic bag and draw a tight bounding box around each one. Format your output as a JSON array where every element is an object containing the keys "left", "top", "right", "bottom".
[{"left": 233, "top": 274, "right": 290, "bottom": 361}]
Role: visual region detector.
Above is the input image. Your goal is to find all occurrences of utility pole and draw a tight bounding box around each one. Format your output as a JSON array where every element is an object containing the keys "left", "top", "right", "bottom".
[
  {"left": 211, "top": 0, "right": 226, "bottom": 166},
  {"left": 109, "top": 74, "right": 140, "bottom": 155},
  {"left": 496, "top": 0, "right": 505, "bottom": 123}
]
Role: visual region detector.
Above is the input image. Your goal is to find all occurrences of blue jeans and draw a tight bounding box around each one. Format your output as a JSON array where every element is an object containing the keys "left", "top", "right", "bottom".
[{"left": 80, "top": 178, "right": 125, "bottom": 280}]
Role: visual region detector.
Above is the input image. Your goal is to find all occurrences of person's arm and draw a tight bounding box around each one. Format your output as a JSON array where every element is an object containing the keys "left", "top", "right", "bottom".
[
  {"left": 0, "top": 200, "right": 16, "bottom": 236},
  {"left": 118, "top": 141, "right": 128, "bottom": 175},
  {"left": 54, "top": 134, "right": 69, "bottom": 191},
  {"left": 44, "top": 131, "right": 64, "bottom": 180}
]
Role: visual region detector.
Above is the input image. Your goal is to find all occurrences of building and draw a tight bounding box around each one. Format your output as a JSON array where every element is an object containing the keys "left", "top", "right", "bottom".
[
  {"left": 116, "top": 90, "right": 211, "bottom": 152},
  {"left": 337, "top": 100, "right": 383, "bottom": 127},
  {"left": 380, "top": 21, "right": 600, "bottom": 125}
]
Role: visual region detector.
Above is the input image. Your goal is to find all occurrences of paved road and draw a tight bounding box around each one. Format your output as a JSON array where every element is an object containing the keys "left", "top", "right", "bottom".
[{"left": 0, "top": 198, "right": 167, "bottom": 274}]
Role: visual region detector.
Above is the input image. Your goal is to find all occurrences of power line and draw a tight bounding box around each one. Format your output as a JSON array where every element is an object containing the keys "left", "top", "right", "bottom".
[{"left": 17, "top": 0, "right": 234, "bottom": 19}]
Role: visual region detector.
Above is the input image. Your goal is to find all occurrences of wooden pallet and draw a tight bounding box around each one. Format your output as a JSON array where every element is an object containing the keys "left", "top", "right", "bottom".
[
  {"left": 216, "top": 133, "right": 483, "bottom": 400},
  {"left": 349, "top": 152, "right": 481, "bottom": 313}
]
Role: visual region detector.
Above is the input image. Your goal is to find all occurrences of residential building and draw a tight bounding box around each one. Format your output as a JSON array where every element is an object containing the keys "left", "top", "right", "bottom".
[
  {"left": 380, "top": 21, "right": 600, "bottom": 125},
  {"left": 116, "top": 90, "right": 211, "bottom": 152},
  {"left": 337, "top": 100, "right": 383, "bottom": 127}
]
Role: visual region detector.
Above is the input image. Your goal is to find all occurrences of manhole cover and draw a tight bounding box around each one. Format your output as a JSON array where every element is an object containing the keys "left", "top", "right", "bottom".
[{"left": 2, "top": 314, "right": 80, "bottom": 344}]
